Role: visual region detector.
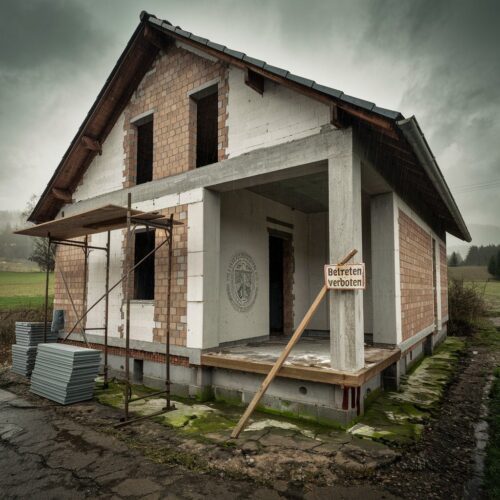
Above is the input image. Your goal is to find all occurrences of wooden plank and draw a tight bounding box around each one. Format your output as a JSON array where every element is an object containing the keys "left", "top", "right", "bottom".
[
  {"left": 230, "top": 248, "right": 358, "bottom": 439},
  {"left": 201, "top": 353, "right": 364, "bottom": 386}
]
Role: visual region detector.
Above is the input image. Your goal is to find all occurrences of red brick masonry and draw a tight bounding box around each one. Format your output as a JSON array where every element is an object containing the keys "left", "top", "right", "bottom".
[
  {"left": 61, "top": 339, "right": 190, "bottom": 367},
  {"left": 399, "top": 209, "right": 435, "bottom": 341}
]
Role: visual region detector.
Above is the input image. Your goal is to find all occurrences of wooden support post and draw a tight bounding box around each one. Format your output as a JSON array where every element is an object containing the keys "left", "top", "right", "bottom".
[
  {"left": 104, "top": 230, "right": 111, "bottom": 387},
  {"left": 43, "top": 234, "right": 51, "bottom": 343},
  {"left": 124, "top": 193, "right": 132, "bottom": 421},
  {"left": 165, "top": 215, "right": 174, "bottom": 411},
  {"left": 230, "top": 248, "right": 358, "bottom": 438}
]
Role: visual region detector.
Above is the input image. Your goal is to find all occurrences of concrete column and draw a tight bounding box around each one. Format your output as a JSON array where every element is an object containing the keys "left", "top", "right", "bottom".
[
  {"left": 370, "top": 192, "right": 402, "bottom": 345},
  {"left": 328, "top": 130, "right": 364, "bottom": 371},
  {"left": 186, "top": 189, "right": 220, "bottom": 349}
]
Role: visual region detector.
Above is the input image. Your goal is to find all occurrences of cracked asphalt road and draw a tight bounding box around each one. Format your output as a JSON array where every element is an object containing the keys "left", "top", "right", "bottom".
[{"left": 0, "top": 388, "right": 283, "bottom": 499}]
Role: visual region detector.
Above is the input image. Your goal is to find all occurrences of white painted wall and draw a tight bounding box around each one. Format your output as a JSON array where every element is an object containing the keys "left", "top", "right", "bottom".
[
  {"left": 226, "top": 67, "right": 331, "bottom": 158},
  {"left": 218, "top": 190, "right": 310, "bottom": 344},
  {"left": 307, "top": 212, "right": 329, "bottom": 331},
  {"left": 73, "top": 113, "right": 125, "bottom": 202}
]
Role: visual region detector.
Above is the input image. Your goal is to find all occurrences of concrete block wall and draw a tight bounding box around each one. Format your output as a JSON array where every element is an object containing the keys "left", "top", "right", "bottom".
[{"left": 226, "top": 67, "right": 331, "bottom": 157}]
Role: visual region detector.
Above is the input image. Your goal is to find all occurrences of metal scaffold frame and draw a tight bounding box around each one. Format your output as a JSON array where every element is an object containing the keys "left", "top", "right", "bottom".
[{"left": 16, "top": 195, "right": 182, "bottom": 426}]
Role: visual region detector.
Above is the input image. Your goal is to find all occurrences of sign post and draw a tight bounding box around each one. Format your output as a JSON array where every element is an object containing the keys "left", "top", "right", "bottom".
[{"left": 324, "top": 263, "right": 365, "bottom": 290}]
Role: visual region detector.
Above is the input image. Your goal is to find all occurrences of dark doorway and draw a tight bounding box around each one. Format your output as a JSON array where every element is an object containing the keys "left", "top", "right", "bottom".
[
  {"left": 269, "top": 235, "right": 284, "bottom": 335},
  {"left": 134, "top": 230, "right": 155, "bottom": 300}
]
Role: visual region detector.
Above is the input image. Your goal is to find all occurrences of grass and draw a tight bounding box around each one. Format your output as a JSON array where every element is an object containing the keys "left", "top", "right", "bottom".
[
  {"left": 0, "top": 271, "right": 54, "bottom": 309},
  {"left": 448, "top": 265, "right": 492, "bottom": 282}
]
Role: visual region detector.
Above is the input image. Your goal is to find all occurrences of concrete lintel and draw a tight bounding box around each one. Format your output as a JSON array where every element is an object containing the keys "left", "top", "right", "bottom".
[
  {"left": 64, "top": 332, "right": 202, "bottom": 365},
  {"left": 62, "top": 128, "right": 346, "bottom": 218}
]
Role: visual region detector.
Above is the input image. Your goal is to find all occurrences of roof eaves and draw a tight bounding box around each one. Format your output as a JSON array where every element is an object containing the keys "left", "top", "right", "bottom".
[{"left": 397, "top": 116, "right": 471, "bottom": 242}]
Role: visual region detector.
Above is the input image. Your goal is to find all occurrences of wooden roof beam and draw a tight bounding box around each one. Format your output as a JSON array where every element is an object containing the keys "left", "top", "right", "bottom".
[
  {"left": 81, "top": 136, "right": 102, "bottom": 155},
  {"left": 144, "top": 24, "right": 172, "bottom": 51},
  {"left": 51, "top": 188, "right": 72, "bottom": 204}
]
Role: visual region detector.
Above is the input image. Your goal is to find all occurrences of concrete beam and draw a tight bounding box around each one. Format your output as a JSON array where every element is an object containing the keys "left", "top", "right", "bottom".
[
  {"left": 62, "top": 127, "right": 341, "bottom": 218},
  {"left": 328, "top": 129, "right": 364, "bottom": 372}
]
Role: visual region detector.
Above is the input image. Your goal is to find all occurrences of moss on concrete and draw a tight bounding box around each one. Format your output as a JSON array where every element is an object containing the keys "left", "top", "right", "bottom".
[{"left": 349, "top": 337, "right": 466, "bottom": 447}]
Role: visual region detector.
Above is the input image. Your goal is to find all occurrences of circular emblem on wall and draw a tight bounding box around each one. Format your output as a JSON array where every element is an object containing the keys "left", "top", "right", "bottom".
[{"left": 226, "top": 252, "right": 258, "bottom": 312}]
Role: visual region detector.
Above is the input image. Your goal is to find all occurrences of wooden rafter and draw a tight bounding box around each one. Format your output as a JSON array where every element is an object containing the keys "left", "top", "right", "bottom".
[
  {"left": 51, "top": 188, "right": 72, "bottom": 203},
  {"left": 81, "top": 136, "right": 102, "bottom": 155}
]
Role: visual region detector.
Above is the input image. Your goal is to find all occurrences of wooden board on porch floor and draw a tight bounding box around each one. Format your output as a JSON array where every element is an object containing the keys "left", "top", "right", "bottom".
[{"left": 201, "top": 337, "right": 400, "bottom": 387}]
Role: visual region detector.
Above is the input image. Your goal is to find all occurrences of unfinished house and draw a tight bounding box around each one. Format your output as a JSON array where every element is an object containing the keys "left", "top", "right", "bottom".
[{"left": 22, "top": 12, "right": 470, "bottom": 423}]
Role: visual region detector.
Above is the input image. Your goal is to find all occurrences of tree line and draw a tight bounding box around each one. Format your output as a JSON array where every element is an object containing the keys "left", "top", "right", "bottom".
[{"left": 449, "top": 244, "right": 500, "bottom": 278}]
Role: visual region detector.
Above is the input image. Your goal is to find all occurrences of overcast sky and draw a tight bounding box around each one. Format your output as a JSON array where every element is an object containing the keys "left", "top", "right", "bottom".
[{"left": 1, "top": 0, "right": 499, "bottom": 242}]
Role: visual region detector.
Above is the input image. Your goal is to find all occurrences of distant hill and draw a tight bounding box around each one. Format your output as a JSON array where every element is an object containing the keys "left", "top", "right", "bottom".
[{"left": 448, "top": 224, "right": 500, "bottom": 258}]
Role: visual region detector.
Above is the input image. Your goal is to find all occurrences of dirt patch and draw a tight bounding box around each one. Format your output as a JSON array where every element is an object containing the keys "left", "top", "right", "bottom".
[{"left": 358, "top": 324, "right": 499, "bottom": 499}]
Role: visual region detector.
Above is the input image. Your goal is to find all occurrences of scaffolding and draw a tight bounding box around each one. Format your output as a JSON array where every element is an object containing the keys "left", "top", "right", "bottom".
[{"left": 15, "top": 195, "right": 182, "bottom": 425}]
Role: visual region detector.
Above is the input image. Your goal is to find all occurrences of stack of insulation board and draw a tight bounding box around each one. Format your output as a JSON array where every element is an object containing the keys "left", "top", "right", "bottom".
[
  {"left": 15, "top": 322, "right": 58, "bottom": 346},
  {"left": 11, "top": 322, "right": 56, "bottom": 377},
  {"left": 30, "top": 344, "right": 101, "bottom": 405}
]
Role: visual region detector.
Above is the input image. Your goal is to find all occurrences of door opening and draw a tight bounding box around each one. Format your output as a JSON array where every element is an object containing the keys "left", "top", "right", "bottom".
[{"left": 269, "top": 235, "right": 284, "bottom": 335}]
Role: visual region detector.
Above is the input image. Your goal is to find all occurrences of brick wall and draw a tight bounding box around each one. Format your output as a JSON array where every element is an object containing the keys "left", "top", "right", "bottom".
[
  {"left": 153, "top": 205, "right": 188, "bottom": 346},
  {"left": 53, "top": 238, "right": 88, "bottom": 335},
  {"left": 122, "top": 44, "right": 228, "bottom": 186},
  {"left": 399, "top": 210, "right": 434, "bottom": 341},
  {"left": 440, "top": 243, "right": 448, "bottom": 318},
  {"left": 61, "top": 339, "right": 189, "bottom": 367}
]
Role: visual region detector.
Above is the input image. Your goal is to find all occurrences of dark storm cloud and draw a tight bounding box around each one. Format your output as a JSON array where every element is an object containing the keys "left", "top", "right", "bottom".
[
  {"left": 0, "top": 0, "right": 111, "bottom": 70},
  {"left": 0, "top": 0, "right": 498, "bottom": 239},
  {"left": 0, "top": 0, "right": 115, "bottom": 212},
  {"left": 357, "top": 0, "right": 500, "bottom": 232}
]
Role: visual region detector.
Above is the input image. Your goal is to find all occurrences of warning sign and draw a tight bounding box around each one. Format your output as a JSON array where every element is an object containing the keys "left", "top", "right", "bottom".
[{"left": 324, "top": 263, "right": 365, "bottom": 290}]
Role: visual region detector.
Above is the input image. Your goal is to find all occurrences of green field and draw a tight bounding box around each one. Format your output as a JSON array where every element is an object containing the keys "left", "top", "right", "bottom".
[
  {"left": 0, "top": 271, "right": 54, "bottom": 309},
  {"left": 447, "top": 266, "right": 500, "bottom": 314},
  {"left": 447, "top": 265, "right": 492, "bottom": 282}
]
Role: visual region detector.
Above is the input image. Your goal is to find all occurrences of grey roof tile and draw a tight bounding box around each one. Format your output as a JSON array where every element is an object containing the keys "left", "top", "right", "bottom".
[
  {"left": 223, "top": 47, "right": 245, "bottom": 60},
  {"left": 340, "top": 94, "right": 375, "bottom": 110},
  {"left": 174, "top": 27, "right": 192, "bottom": 38},
  {"left": 243, "top": 55, "right": 266, "bottom": 68},
  {"left": 263, "top": 64, "right": 289, "bottom": 78},
  {"left": 207, "top": 41, "right": 226, "bottom": 52},
  {"left": 287, "top": 73, "right": 315, "bottom": 88},
  {"left": 372, "top": 106, "right": 402, "bottom": 120},
  {"left": 312, "top": 83, "right": 343, "bottom": 99},
  {"left": 189, "top": 34, "right": 209, "bottom": 45}
]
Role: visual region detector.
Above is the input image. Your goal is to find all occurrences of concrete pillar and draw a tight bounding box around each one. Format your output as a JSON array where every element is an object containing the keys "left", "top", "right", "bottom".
[
  {"left": 370, "top": 192, "right": 402, "bottom": 345},
  {"left": 187, "top": 189, "right": 220, "bottom": 349},
  {"left": 328, "top": 131, "right": 364, "bottom": 371}
]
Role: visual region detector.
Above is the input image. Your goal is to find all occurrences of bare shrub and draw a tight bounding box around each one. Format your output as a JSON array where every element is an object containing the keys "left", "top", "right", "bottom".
[{"left": 448, "top": 279, "right": 486, "bottom": 336}]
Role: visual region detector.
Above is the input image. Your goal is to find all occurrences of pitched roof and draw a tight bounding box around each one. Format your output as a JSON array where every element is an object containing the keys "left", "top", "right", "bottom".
[{"left": 29, "top": 11, "right": 470, "bottom": 242}]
